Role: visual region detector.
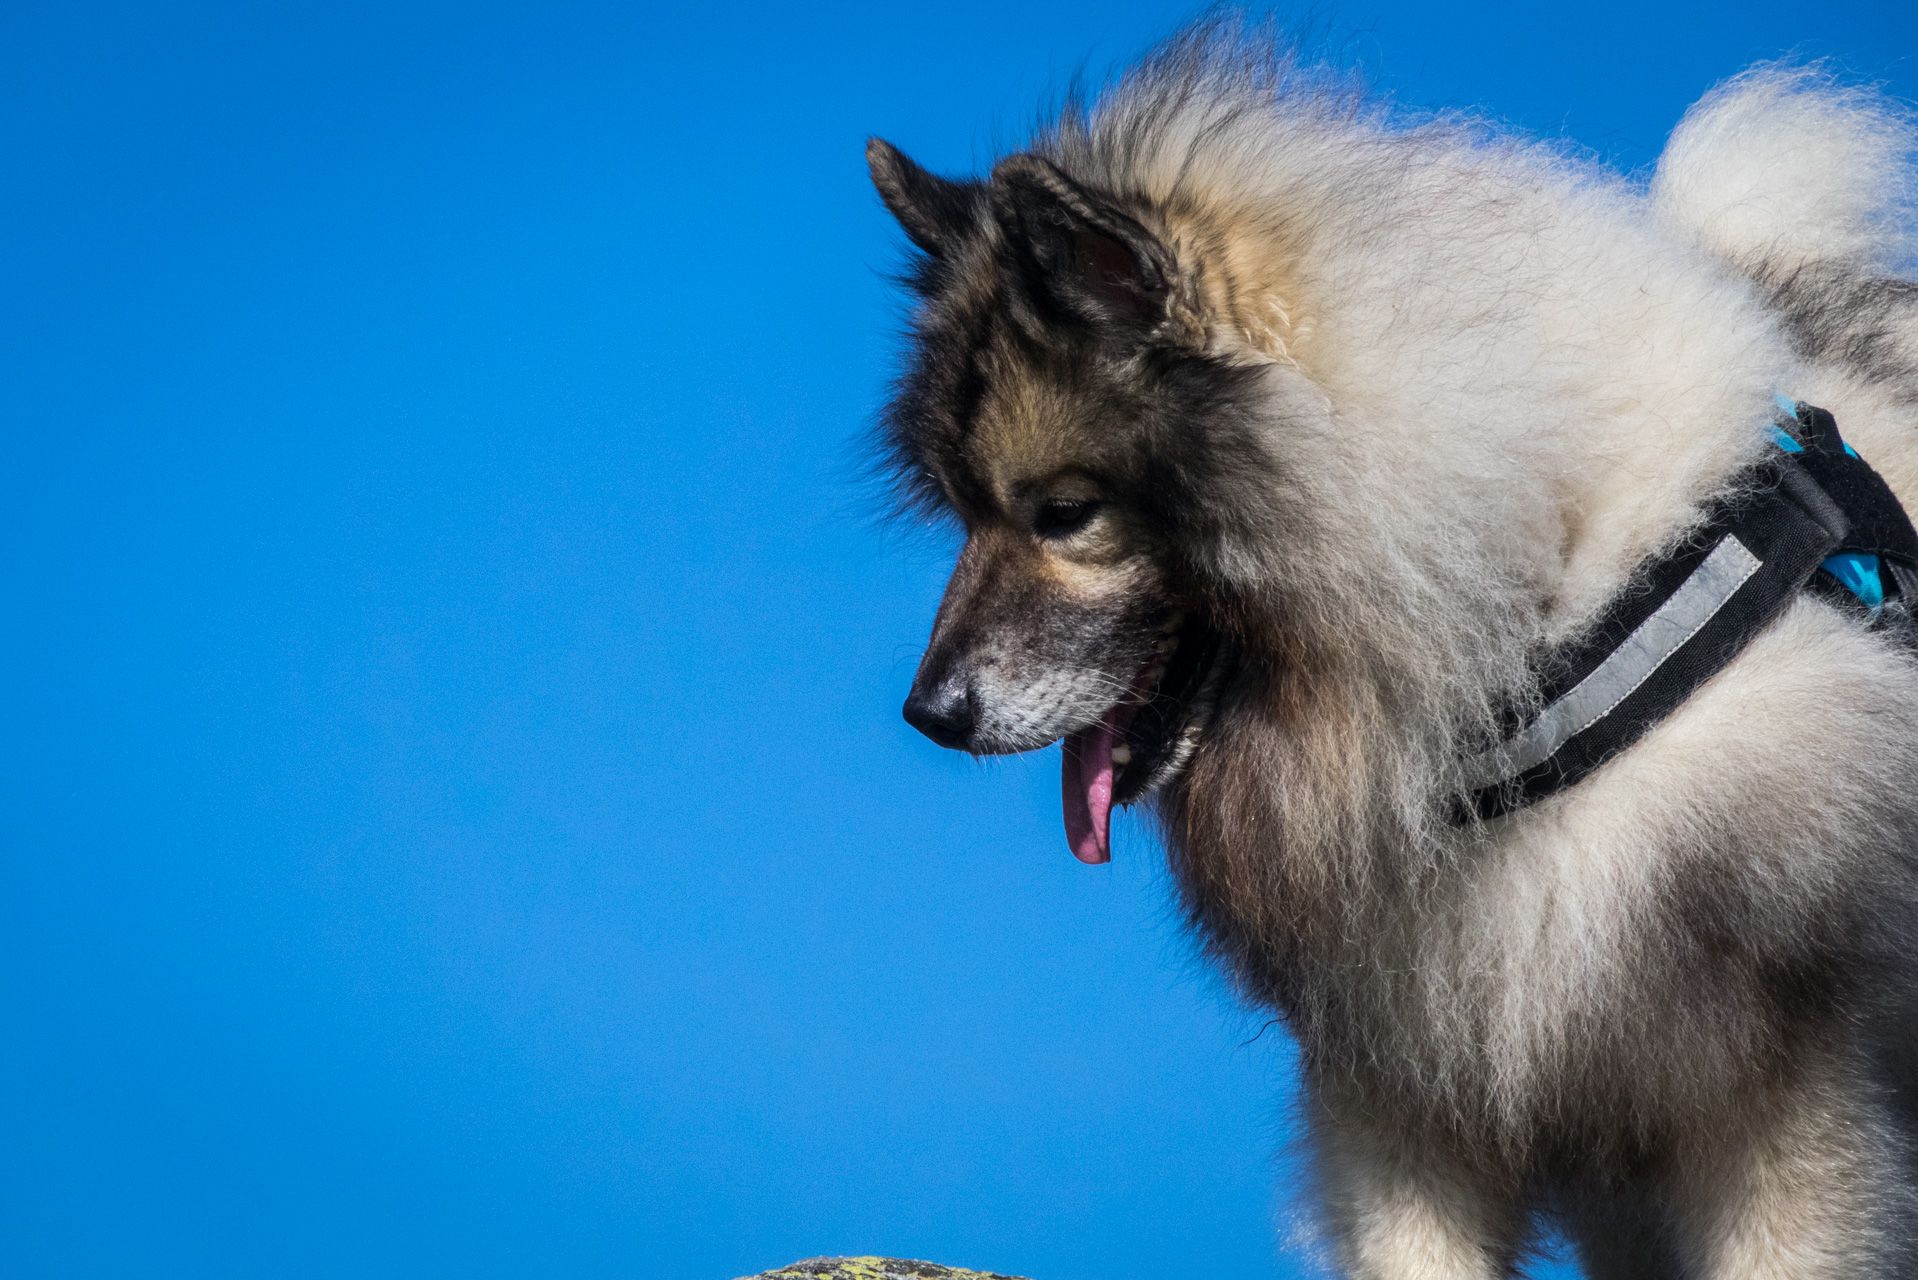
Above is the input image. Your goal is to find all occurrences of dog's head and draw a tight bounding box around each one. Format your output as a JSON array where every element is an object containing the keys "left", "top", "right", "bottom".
[{"left": 871, "top": 139, "right": 1308, "bottom": 861}]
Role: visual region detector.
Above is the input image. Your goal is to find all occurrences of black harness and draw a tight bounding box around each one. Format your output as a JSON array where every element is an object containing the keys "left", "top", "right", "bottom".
[{"left": 1461, "top": 400, "right": 1918, "bottom": 823}]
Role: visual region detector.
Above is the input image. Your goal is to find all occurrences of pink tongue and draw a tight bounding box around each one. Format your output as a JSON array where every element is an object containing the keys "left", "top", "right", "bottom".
[{"left": 1062, "top": 703, "right": 1136, "bottom": 865}]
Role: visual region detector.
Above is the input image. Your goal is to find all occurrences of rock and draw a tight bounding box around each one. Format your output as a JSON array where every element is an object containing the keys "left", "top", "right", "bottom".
[{"left": 737, "top": 1259, "right": 1032, "bottom": 1280}]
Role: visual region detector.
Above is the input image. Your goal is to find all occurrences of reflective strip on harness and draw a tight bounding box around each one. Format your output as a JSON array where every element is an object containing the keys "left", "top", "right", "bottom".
[
  {"left": 1461, "top": 535, "right": 1760, "bottom": 791},
  {"left": 1458, "top": 398, "right": 1918, "bottom": 823}
]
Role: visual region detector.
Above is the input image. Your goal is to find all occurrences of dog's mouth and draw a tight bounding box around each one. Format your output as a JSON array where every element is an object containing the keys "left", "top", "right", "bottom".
[{"left": 1060, "top": 610, "right": 1232, "bottom": 864}]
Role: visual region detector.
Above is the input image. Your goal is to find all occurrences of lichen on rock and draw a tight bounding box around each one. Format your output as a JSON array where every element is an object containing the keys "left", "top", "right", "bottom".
[{"left": 736, "top": 1258, "right": 1032, "bottom": 1280}]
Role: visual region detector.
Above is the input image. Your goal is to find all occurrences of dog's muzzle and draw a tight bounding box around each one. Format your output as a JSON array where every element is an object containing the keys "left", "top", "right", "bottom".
[{"left": 902, "top": 610, "right": 1232, "bottom": 863}]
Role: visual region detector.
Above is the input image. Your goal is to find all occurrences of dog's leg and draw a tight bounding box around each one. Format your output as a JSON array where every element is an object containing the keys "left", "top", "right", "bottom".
[
  {"left": 1662, "top": 1074, "right": 1911, "bottom": 1279},
  {"left": 1313, "top": 1102, "right": 1524, "bottom": 1280}
]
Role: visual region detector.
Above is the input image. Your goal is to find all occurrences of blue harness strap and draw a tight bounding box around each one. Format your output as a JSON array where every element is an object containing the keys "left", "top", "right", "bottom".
[
  {"left": 1459, "top": 400, "right": 1918, "bottom": 823},
  {"left": 1769, "top": 395, "right": 1885, "bottom": 617},
  {"left": 1770, "top": 396, "right": 1918, "bottom": 617}
]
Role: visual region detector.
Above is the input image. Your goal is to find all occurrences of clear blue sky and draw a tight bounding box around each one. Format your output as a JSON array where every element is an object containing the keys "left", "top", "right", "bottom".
[{"left": 1, "top": 2, "right": 1913, "bottom": 1278}]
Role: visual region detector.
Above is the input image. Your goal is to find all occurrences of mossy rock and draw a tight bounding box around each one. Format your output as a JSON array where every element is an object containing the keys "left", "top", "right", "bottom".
[{"left": 738, "top": 1259, "right": 1031, "bottom": 1280}]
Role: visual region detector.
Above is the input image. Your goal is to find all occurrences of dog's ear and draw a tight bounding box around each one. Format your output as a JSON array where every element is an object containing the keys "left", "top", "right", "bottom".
[
  {"left": 990, "top": 153, "right": 1174, "bottom": 331},
  {"left": 868, "top": 138, "right": 976, "bottom": 258}
]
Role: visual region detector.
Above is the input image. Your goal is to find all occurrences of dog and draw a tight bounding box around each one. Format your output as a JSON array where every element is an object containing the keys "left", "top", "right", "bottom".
[{"left": 870, "top": 26, "right": 1918, "bottom": 1278}]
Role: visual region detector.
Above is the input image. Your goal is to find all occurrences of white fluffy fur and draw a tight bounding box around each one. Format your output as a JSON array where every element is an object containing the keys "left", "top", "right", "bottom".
[{"left": 1654, "top": 63, "right": 1918, "bottom": 276}]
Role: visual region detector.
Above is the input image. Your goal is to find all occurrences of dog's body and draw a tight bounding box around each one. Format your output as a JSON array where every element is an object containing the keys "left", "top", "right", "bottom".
[{"left": 872, "top": 30, "right": 1918, "bottom": 1277}]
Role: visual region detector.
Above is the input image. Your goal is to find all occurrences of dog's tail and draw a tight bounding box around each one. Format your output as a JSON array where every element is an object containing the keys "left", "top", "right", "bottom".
[{"left": 1651, "top": 63, "right": 1917, "bottom": 279}]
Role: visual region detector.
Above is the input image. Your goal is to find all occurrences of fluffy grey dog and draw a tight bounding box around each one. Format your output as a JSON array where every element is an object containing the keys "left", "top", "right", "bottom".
[{"left": 871, "top": 27, "right": 1918, "bottom": 1278}]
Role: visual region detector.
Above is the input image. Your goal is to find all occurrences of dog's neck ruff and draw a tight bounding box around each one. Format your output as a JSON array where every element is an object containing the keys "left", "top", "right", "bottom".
[{"left": 1461, "top": 399, "right": 1918, "bottom": 823}]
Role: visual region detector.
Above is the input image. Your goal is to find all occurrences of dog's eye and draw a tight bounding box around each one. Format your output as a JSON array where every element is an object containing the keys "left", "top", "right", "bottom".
[{"left": 1033, "top": 498, "right": 1100, "bottom": 539}]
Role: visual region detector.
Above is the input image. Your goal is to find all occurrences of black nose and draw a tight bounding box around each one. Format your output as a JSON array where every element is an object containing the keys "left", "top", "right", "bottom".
[{"left": 903, "top": 679, "right": 976, "bottom": 750}]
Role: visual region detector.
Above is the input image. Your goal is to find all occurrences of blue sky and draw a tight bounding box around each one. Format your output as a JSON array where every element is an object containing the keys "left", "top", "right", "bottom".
[{"left": 1, "top": 2, "right": 1913, "bottom": 1278}]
